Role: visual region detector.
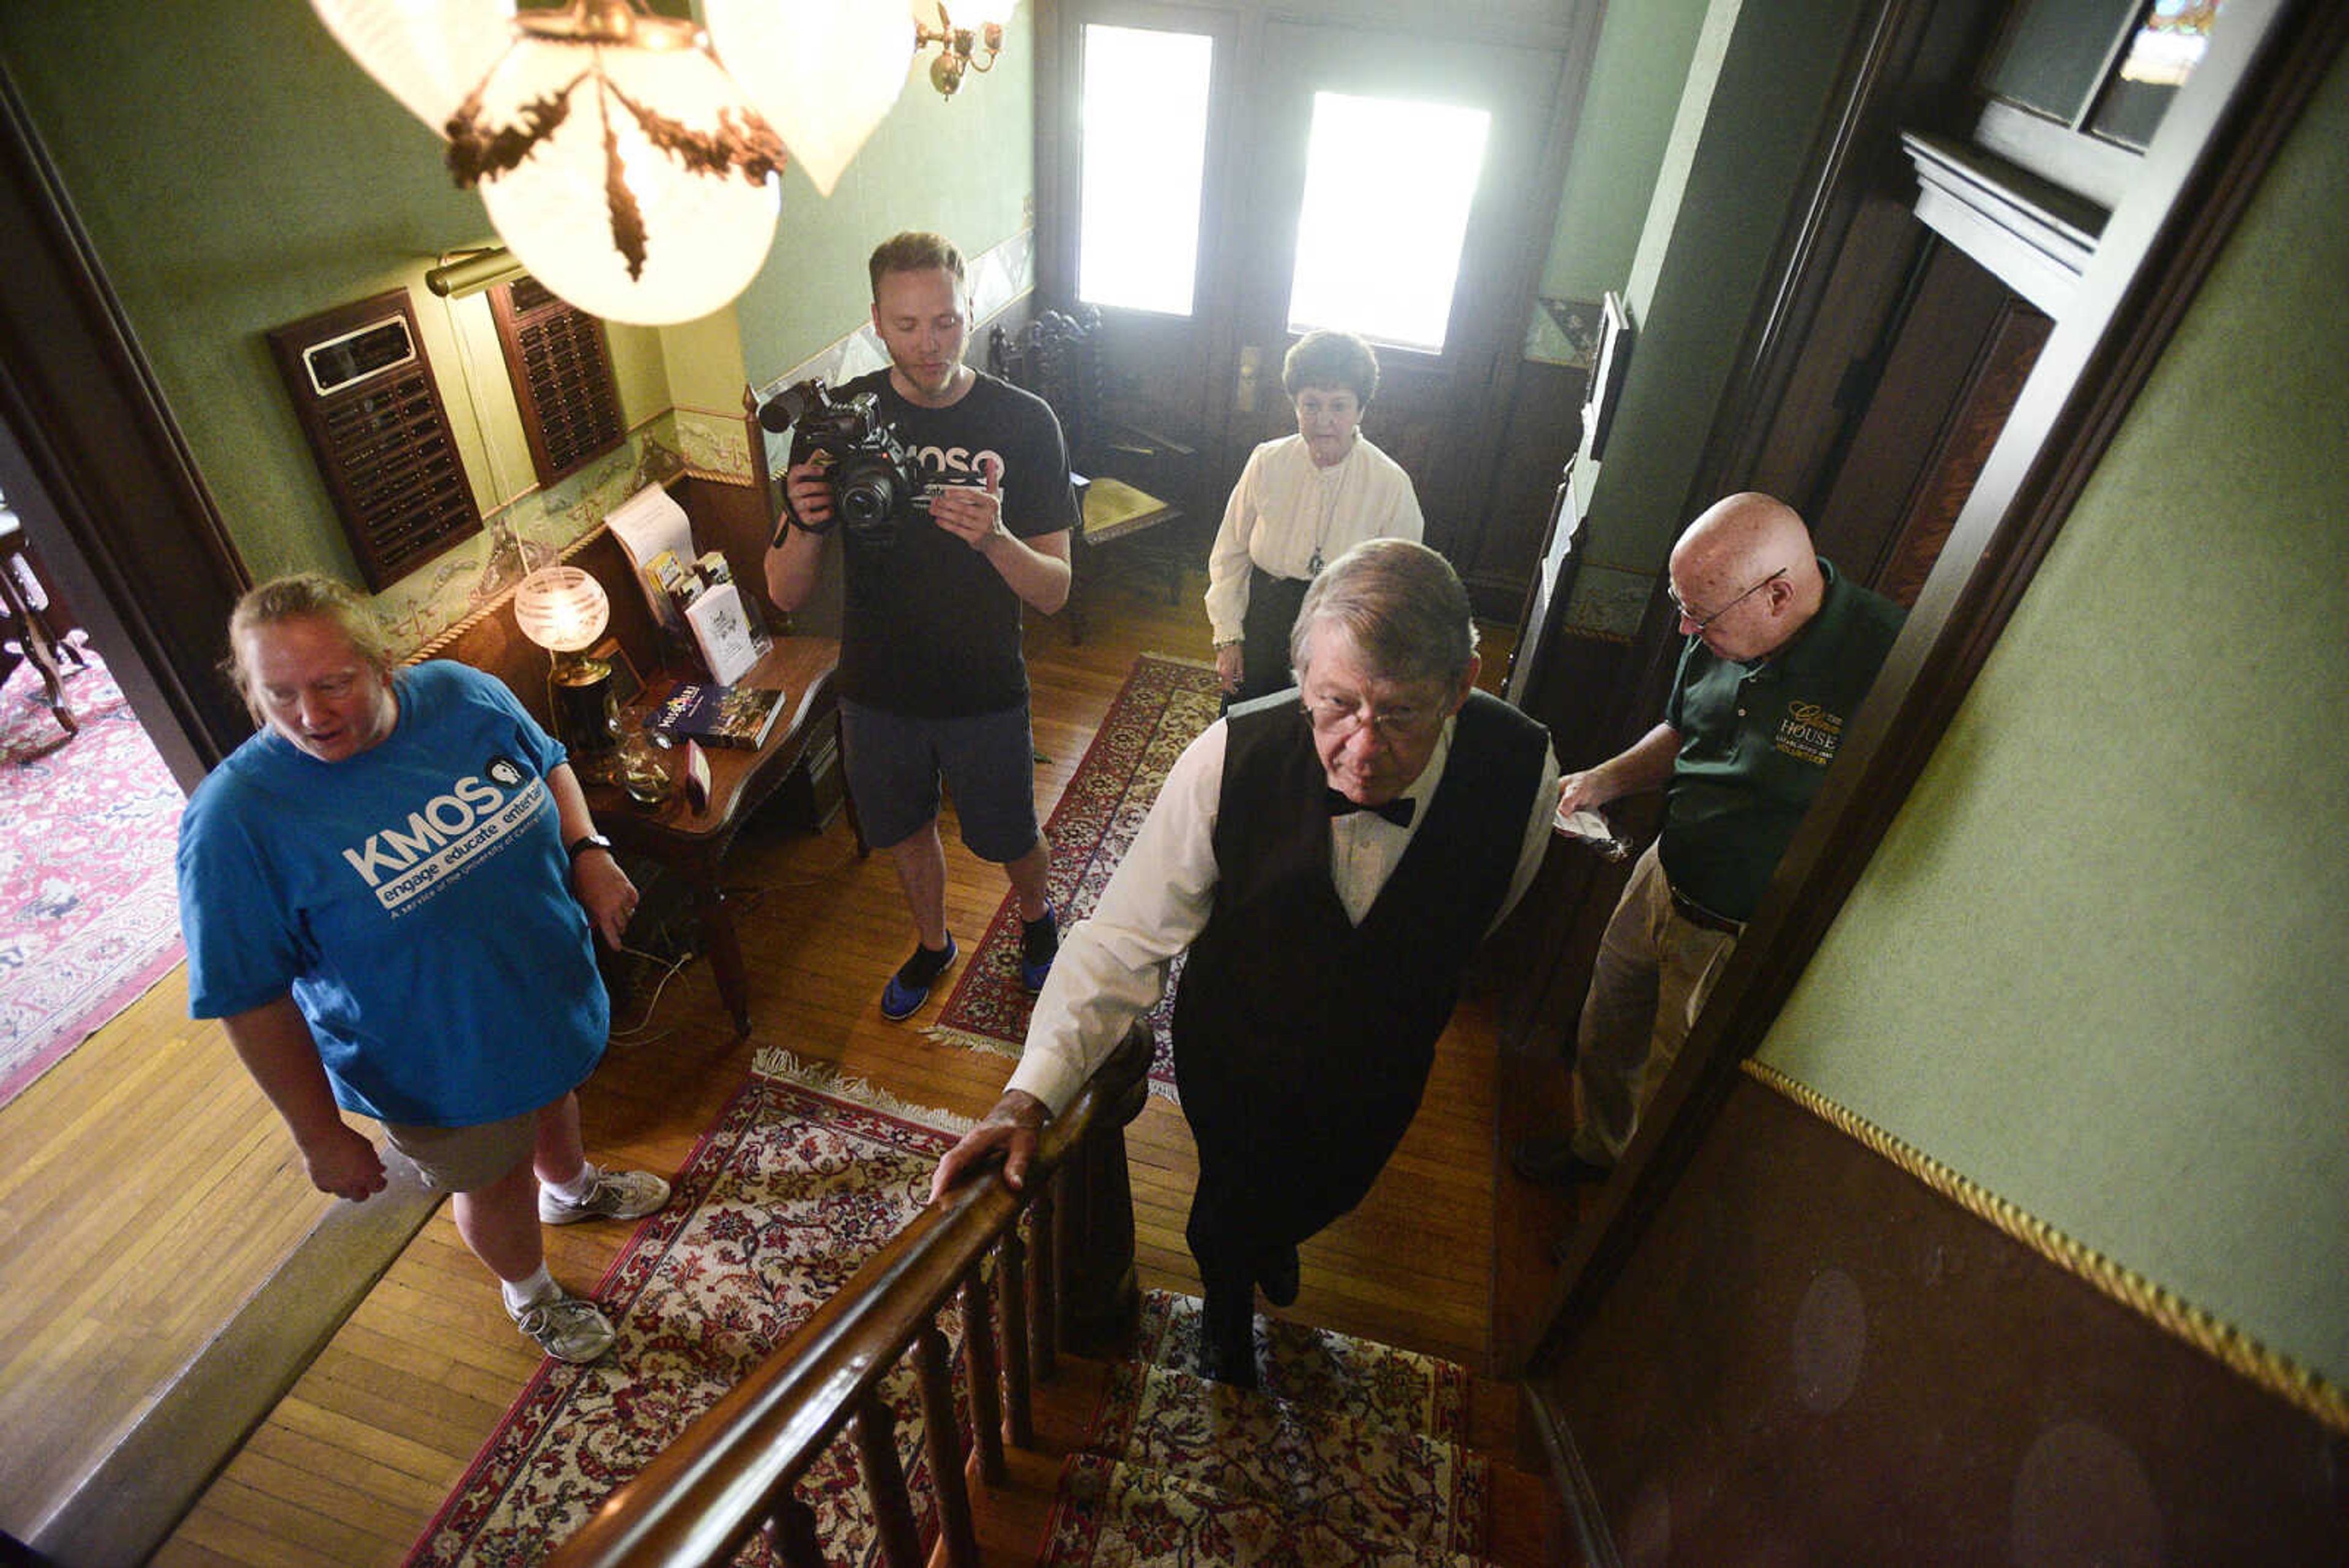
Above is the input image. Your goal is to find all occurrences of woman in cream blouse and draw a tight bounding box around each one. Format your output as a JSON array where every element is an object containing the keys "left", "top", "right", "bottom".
[{"left": 1204, "top": 330, "right": 1425, "bottom": 704}]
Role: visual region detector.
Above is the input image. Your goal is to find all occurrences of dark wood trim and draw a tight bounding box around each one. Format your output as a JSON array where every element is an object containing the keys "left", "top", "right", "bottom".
[
  {"left": 1523, "top": 1382, "right": 1620, "bottom": 1568},
  {"left": 1034, "top": 0, "right": 1606, "bottom": 620},
  {"left": 1902, "top": 130, "right": 2101, "bottom": 314},
  {"left": 0, "top": 61, "right": 250, "bottom": 782},
  {"left": 1560, "top": 0, "right": 1972, "bottom": 803},
  {"left": 1527, "top": 0, "right": 2344, "bottom": 1377},
  {"left": 1972, "top": 91, "right": 2146, "bottom": 211},
  {"left": 1689, "top": 0, "right": 1956, "bottom": 524}
]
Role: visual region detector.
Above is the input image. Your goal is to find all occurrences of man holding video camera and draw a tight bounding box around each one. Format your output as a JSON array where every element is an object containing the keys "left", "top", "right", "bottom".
[{"left": 765, "top": 232, "right": 1076, "bottom": 1021}]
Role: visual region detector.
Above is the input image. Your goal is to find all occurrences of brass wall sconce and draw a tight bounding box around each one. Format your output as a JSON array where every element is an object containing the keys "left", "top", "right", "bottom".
[{"left": 915, "top": 2, "right": 1006, "bottom": 99}]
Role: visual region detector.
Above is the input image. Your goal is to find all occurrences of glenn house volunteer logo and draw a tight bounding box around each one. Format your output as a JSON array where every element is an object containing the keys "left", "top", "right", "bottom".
[
  {"left": 1773, "top": 700, "right": 1844, "bottom": 767},
  {"left": 341, "top": 754, "right": 545, "bottom": 914}
]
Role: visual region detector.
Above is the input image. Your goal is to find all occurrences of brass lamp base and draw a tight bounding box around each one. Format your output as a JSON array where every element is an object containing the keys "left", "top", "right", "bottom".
[{"left": 547, "top": 654, "right": 620, "bottom": 782}]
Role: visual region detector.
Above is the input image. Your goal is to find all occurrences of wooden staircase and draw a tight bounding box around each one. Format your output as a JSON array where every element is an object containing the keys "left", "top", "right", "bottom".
[{"left": 1034, "top": 1290, "right": 1504, "bottom": 1565}]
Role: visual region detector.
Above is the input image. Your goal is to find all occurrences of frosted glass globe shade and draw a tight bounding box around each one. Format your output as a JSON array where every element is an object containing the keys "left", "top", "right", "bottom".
[
  {"left": 707, "top": 0, "right": 911, "bottom": 197},
  {"left": 513, "top": 566, "right": 610, "bottom": 654},
  {"left": 308, "top": 0, "right": 516, "bottom": 135},
  {"left": 472, "top": 28, "right": 781, "bottom": 325}
]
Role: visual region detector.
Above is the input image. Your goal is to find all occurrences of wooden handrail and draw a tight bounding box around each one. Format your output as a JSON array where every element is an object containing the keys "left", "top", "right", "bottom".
[{"left": 545, "top": 1025, "right": 1153, "bottom": 1567}]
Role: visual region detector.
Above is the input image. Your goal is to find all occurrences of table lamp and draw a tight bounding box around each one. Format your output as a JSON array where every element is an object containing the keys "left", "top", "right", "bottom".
[{"left": 513, "top": 565, "right": 619, "bottom": 779}]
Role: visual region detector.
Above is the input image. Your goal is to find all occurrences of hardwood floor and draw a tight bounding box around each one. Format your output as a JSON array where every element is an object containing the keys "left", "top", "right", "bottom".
[
  {"left": 0, "top": 972, "right": 337, "bottom": 1542},
  {"left": 3, "top": 569, "right": 1556, "bottom": 1565}
]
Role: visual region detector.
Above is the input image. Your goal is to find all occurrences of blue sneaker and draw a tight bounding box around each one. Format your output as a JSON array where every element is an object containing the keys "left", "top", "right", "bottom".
[
  {"left": 880, "top": 935, "right": 956, "bottom": 1022},
  {"left": 1019, "top": 905, "right": 1059, "bottom": 993}
]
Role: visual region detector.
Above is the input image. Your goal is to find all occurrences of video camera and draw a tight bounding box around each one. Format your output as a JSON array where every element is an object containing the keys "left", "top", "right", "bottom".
[{"left": 759, "top": 378, "right": 926, "bottom": 551}]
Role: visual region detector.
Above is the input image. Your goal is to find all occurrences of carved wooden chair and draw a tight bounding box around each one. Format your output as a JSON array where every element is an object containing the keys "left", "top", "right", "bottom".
[{"left": 988, "top": 309, "right": 1195, "bottom": 643}]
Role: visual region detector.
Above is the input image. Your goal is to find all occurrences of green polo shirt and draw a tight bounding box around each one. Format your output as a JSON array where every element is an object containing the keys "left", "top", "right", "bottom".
[{"left": 1659, "top": 560, "right": 1905, "bottom": 922}]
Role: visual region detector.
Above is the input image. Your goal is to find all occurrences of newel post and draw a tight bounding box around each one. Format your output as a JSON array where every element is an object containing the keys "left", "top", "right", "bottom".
[{"left": 1053, "top": 1020, "right": 1152, "bottom": 1355}]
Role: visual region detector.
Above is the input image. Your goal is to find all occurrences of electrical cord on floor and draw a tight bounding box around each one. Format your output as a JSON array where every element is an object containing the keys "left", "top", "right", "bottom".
[
  {"left": 606, "top": 940, "right": 696, "bottom": 1047},
  {"left": 604, "top": 839, "right": 873, "bottom": 1042}
]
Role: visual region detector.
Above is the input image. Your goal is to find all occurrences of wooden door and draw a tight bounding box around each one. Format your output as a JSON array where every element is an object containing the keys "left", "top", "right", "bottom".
[{"left": 1042, "top": 2, "right": 1573, "bottom": 568}]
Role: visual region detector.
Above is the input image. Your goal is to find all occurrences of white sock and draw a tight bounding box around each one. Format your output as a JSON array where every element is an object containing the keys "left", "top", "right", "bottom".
[
  {"left": 502, "top": 1265, "right": 557, "bottom": 1313},
  {"left": 543, "top": 1164, "right": 601, "bottom": 1205}
]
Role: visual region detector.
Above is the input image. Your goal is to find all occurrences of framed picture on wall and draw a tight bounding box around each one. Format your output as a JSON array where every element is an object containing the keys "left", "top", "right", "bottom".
[{"left": 1582, "top": 291, "right": 1635, "bottom": 463}]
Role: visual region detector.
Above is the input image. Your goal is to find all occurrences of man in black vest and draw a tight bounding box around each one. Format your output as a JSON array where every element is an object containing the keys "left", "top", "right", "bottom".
[{"left": 931, "top": 538, "right": 1558, "bottom": 1384}]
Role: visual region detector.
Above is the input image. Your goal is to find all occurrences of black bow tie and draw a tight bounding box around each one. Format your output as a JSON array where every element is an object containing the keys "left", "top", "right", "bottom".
[{"left": 1326, "top": 789, "right": 1415, "bottom": 827}]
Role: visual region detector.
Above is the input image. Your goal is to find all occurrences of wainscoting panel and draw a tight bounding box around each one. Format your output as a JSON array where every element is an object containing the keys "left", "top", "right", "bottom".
[{"left": 1540, "top": 1074, "right": 2348, "bottom": 1561}]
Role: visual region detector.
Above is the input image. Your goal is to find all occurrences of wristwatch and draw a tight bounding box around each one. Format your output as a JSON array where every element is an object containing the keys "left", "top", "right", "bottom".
[{"left": 566, "top": 832, "right": 614, "bottom": 862}]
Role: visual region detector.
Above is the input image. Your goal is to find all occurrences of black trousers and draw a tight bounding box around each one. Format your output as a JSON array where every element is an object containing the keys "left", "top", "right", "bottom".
[{"left": 1230, "top": 566, "right": 1312, "bottom": 707}]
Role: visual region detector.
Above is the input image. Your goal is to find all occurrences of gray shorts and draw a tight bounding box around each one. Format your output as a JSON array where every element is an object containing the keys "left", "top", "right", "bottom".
[
  {"left": 382, "top": 1109, "right": 538, "bottom": 1192},
  {"left": 839, "top": 698, "right": 1042, "bottom": 862}
]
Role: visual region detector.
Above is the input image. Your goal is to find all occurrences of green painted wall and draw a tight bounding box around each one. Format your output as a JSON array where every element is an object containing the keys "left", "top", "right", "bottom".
[
  {"left": 1562, "top": 0, "right": 1864, "bottom": 593},
  {"left": 1759, "top": 53, "right": 2349, "bottom": 1391},
  {"left": 0, "top": 1, "right": 1033, "bottom": 589},
  {"left": 1537, "top": 0, "right": 1711, "bottom": 303},
  {"left": 732, "top": 30, "right": 1037, "bottom": 386},
  {"left": 2, "top": 1, "right": 495, "bottom": 584}
]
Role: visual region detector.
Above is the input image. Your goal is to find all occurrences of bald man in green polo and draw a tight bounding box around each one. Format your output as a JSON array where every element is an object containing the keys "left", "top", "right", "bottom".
[{"left": 1515, "top": 492, "right": 1904, "bottom": 1188}]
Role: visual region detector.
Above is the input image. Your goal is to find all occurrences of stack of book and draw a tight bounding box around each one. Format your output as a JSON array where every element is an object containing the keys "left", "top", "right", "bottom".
[{"left": 643, "top": 682, "right": 786, "bottom": 751}]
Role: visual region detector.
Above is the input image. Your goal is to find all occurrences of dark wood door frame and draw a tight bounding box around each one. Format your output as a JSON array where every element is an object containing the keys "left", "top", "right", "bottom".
[
  {"left": 1028, "top": 0, "right": 1606, "bottom": 619},
  {"left": 1524, "top": 0, "right": 2345, "bottom": 1381},
  {"left": 0, "top": 62, "right": 250, "bottom": 787}
]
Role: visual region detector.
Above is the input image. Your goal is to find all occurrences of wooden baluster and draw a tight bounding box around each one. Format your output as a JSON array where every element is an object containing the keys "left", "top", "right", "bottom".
[
  {"left": 998, "top": 1227, "right": 1035, "bottom": 1448},
  {"left": 1030, "top": 1178, "right": 1059, "bottom": 1383},
  {"left": 960, "top": 1268, "right": 1008, "bottom": 1482},
  {"left": 854, "top": 1387, "right": 924, "bottom": 1568},
  {"left": 1058, "top": 1022, "right": 1154, "bottom": 1356},
  {"left": 916, "top": 1316, "right": 978, "bottom": 1567},
  {"left": 762, "top": 1493, "right": 823, "bottom": 1568}
]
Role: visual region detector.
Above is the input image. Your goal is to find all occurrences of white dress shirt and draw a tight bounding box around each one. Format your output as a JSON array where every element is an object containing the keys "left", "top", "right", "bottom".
[
  {"left": 1006, "top": 712, "right": 1560, "bottom": 1115},
  {"left": 1203, "top": 435, "right": 1425, "bottom": 645}
]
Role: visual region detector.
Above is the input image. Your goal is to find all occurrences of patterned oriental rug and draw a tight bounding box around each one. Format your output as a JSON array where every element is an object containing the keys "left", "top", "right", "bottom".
[
  {"left": 1039, "top": 1290, "right": 1497, "bottom": 1564},
  {"left": 406, "top": 1055, "right": 973, "bottom": 1567},
  {"left": 926, "top": 653, "right": 1221, "bottom": 1102},
  {"left": 0, "top": 647, "right": 187, "bottom": 1110}
]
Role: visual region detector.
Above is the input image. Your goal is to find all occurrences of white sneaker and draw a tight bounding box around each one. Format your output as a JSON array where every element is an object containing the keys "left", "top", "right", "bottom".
[
  {"left": 538, "top": 1165, "right": 671, "bottom": 1225},
  {"left": 508, "top": 1287, "right": 615, "bottom": 1363}
]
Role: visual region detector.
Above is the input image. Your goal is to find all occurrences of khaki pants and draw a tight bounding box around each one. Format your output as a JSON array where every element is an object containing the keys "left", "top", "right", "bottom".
[{"left": 1570, "top": 844, "right": 1740, "bottom": 1164}]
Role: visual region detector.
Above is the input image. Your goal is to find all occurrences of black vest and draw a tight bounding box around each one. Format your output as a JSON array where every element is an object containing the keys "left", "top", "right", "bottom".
[{"left": 1171, "top": 688, "right": 1549, "bottom": 1250}]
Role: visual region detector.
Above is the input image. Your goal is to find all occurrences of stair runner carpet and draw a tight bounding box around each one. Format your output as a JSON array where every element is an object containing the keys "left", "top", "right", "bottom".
[{"left": 1038, "top": 1290, "right": 1499, "bottom": 1566}]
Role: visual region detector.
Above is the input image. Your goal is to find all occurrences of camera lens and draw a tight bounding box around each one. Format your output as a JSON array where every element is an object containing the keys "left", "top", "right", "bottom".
[
  {"left": 759, "top": 379, "right": 821, "bottom": 433},
  {"left": 836, "top": 456, "right": 905, "bottom": 526}
]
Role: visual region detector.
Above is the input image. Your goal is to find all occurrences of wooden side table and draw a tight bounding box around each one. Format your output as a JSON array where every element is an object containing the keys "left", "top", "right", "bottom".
[
  {"left": 0, "top": 511, "right": 82, "bottom": 738},
  {"left": 587, "top": 636, "right": 864, "bottom": 1035}
]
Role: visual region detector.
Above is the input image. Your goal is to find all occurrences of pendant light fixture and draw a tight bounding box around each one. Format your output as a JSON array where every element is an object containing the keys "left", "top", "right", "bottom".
[
  {"left": 443, "top": 2, "right": 787, "bottom": 327},
  {"left": 308, "top": 0, "right": 517, "bottom": 135},
  {"left": 705, "top": 0, "right": 911, "bottom": 197}
]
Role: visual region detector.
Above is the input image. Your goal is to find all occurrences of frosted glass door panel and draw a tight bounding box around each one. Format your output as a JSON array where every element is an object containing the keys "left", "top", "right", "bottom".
[
  {"left": 1077, "top": 24, "right": 1214, "bottom": 317},
  {"left": 1286, "top": 92, "right": 1490, "bottom": 352}
]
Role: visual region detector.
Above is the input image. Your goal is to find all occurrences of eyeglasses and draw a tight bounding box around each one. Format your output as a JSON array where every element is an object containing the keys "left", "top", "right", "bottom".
[
  {"left": 1302, "top": 692, "right": 1442, "bottom": 743},
  {"left": 1668, "top": 566, "right": 1787, "bottom": 632}
]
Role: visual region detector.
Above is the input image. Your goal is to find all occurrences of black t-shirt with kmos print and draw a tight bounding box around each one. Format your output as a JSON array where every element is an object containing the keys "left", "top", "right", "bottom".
[{"left": 834, "top": 368, "right": 1077, "bottom": 718}]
